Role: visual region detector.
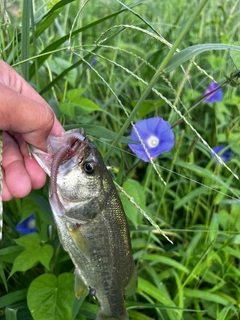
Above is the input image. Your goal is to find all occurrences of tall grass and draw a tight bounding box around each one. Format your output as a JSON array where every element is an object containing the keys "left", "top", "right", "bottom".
[{"left": 1, "top": 0, "right": 240, "bottom": 319}]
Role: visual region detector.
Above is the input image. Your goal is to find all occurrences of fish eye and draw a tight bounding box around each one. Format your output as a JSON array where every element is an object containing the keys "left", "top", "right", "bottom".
[
  {"left": 84, "top": 162, "right": 95, "bottom": 174},
  {"left": 89, "top": 287, "right": 96, "bottom": 296}
]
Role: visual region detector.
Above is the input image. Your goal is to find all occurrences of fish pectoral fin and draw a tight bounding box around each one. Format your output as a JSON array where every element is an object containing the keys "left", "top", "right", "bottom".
[
  {"left": 124, "top": 265, "right": 138, "bottom": 296},
  {"left": 74, "top": 268, "right": 89, "bottom": 299},
  {"left": 66, "top": 221, "right": 90, "bottom": 256}
]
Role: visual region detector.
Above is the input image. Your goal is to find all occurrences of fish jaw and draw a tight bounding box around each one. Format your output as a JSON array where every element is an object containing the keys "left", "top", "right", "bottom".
[
  {"left": 30, "top": 128, "right": 86, "bottom": 177},
  {"left": 30, "top": 146, "right": 52, "bottom": 176}
]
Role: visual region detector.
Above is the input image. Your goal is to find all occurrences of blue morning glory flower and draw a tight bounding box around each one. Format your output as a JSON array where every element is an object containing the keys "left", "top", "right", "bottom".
[
  {"left": 128, "top": 117, "right": 174, "bottom": 162},
  {"left": 91, "top": 58, "right": 97, "bottom": 65},
  {"left": 211, "top": 145, "right": 234, "bottom": 163},
  {"left": 88, "top": 58, "right": 97, "bottom": 69},
  {"left": 16, "top": 214, "right": 37, "bottom": 235},
  {"left": 204, "top": 82, "right": 223, "bottom": 103}
]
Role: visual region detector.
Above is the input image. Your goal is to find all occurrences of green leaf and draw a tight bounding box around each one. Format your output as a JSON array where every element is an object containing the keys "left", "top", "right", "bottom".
[
  {"left": 137, "top": 277, "right": 178, "bottom": 320},
  {"left": 132, "top": 99, "right": 165, "bottom": 118},
  {"left": 128, "top": 310, "right": 154, "bottom": 320},
  {"left": 76, "top": 301, "right": 98, "bottom": 319},
  {"left": 60, "top": 89, "right": 102, "bottom": 116},
  {"left": 174, "top": 186, "right": 208, "bottom": 210},
  {"left": 176, "top": 160, "right": 239, "bottom": 199},
  {"left": 67, "top": 88, "right": 86, "bottom": 102},
  {"left": 120, "top": 179, "right": 145, "bottom": 227},
  {"left": 216, "top": 304, "right": 236, "bottom": 320},
  {"left": 138, "top": 277, "right": 175, "bottom": 306},
  {"left": 141, "top": 255, "right": 189, "bottom": 274},
  {"left": 65, "top": 124, "right": 131, "bottom": 144},
  {"left": 48, "top": 58, "right": 78, "bottom": 86},
  {"left": 30, "top": 2, "right": 143, "bottom": 79},
  {"left": 165, "top": 43, "right": 240, "bottom": 72},
  {"left": 208, "top": 213, "right": 219, "bottom": 244},
  {"left": 10, "top": 233, "right": 53, "bottom": 276},
  {"left": 0, "top": 262, "right": 8, "bottom": 291},
  {"left": 75, "top": 97, "right": 102, "bottom": 112},
  {"left": 34, "top": 0, "right": 75, "bottom": 39},
  {"left": 60, "top": 100, "right": 102, "bottom": 117},
  {"left": 21, "top": 0, "right": 31, "bottom": 81},
  {"left": 184, "top": 288, "right": 229, "bottom": 305},
  {"left": 0, "top": 246, "right": 23, "bottom": 257},
  {"left": 59, "top": 102, "right": 78, "bottom": 118},
  {"left": 0, "top": 246, "right": 23, "bottom": 264},
  {"left": 0, "top": 289, "right": 28, "bottom": 308},
  {"left": 230, "top": 42, "right": 240, "bottom": 69},
  {"left": 27, "top": 273, "right": 75, "bottom": 320},
  {"left": 20, "top": 197, "right": 44, "bottom": 222}
]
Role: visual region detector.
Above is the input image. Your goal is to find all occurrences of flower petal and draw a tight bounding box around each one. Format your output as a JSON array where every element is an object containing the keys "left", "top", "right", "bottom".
[
  {"left": 16, "top": 214, "right": 37, "bottom": 235},
  {"left": 128, "top": 117, "right": 174, "bottom": 162},
  {"left": 204, "top": 82, "right": 223, "bottom": 103},
  {"left": 211, "top": 145, "right": 234, "bottom": 163}
]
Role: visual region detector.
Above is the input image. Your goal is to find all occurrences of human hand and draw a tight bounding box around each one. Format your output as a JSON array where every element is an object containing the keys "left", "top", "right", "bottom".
[{"left": 0, "top": 60, "right": 64, "bottom": 201}]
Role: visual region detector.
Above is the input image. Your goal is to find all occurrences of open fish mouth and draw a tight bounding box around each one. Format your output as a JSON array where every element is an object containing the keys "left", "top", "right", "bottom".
[
  {"left": 48, "top": 130, "right": 88, "bottom": 217},
  {"left": 30, "top": 128, "right": 86, "bottom": 176},
  {"left": 30, "top": 129, "right": 88, "bottom": 216}
]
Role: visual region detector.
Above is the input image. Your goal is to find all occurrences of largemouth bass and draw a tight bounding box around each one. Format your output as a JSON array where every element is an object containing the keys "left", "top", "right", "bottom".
[{"left": 30, "top": 128, "right": 137, "bottom": 320}]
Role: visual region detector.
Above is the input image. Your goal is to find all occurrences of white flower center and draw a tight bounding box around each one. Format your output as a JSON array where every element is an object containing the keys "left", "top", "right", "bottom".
[
  {"left": 28, "top": 218, "right": 36, "bottom": 229},
  {"left": 147, "top": 136, "right": 159, "bottom": 148}
]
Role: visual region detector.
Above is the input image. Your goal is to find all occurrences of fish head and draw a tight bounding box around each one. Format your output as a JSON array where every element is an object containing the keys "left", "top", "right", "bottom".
[{"left": 31, "top": 129, "right": 110, "bottom": 221}]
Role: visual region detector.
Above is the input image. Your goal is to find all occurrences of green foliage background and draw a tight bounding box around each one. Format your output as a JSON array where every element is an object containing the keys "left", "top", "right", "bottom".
[{"left": 1, "top": 0, "right": 240, "bottom": 319}]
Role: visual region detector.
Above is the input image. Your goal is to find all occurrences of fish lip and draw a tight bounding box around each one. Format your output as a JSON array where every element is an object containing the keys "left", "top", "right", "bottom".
[{"left": 29, "top": 145, "right": 52, "bottom": 176}]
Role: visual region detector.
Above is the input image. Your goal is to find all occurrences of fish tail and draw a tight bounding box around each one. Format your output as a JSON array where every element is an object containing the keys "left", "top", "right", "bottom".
[{"left": 96, "top": 310, "right": 129, "bottom": 320}]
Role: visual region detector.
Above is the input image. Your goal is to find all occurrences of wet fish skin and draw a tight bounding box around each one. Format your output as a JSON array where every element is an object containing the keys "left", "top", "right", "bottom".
[{"left": 31, "top": 129, "right": 137, "bottom": 320}]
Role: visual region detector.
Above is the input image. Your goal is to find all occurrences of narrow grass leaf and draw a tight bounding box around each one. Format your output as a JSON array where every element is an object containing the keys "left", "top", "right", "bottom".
[
  {"left": 0, "top": 289, "right": 28, "bottom": 308},
  {"left": 138, "top": 277, "right": 176, "bottom": 306},
  {"left": 128, "top": 310, "right": 154, "bottom": 320},
  {"left": 165, "top": 44, "right": 240, "bottom": 72},
  {"left": 117, "top": 184, "right": 173, "bottom": 243},
  {"left": 176, "top": 160, "right": 239, "bottom": 198},
  {"left": 120, "top": 179, "right": 145, "bottom": 227},
  {"left": 184, "top": 288, "right": 229, "bottom": 306},
  {"left": 208, "top": 212, "right": 219, "bottom": 244},
  {"left": 141, "top": 255, "right": 189, "bottom": 274},
  {"left": 229, "top": 42, "right": 240, "bottom": 69},
  {"left": 174, "top": 186, "right": 208, "bottom": 210},
  {"left": 29, "top": 2, "right": 142, "bottom": 78},
  {"left": 76, "top": 301, "right": 99, "bottom": 319},
  {"left": 0, "top": 246, "right": 22, "bottom": 257},
  {"left": 65, "top": 124, "right": 131, "bottom": 143},
  {"left": 21, "top": 0, "right": 31, "bottom": 80},
  {"left": 34, "top": 0, "right": 75, "bottom": 38},
  {"left": 216, "top": 304, "right": 236, "bottom": 320},
  {"left": 0, "top": 262, "right": 8, "bottom": 291}
]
